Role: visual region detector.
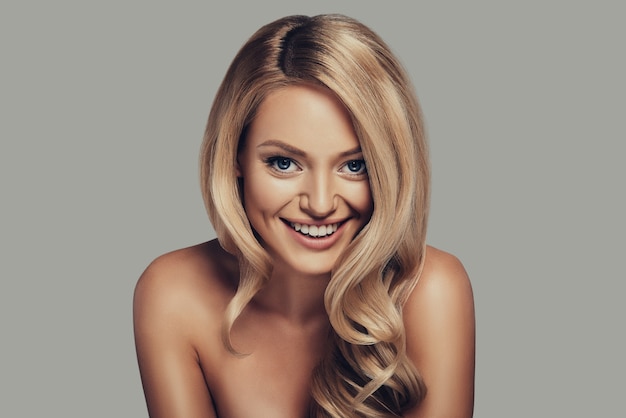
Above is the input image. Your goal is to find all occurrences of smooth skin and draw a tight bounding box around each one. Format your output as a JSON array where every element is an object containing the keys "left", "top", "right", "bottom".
[{"left": 134, "top": 85, "right": 475, "bottom": 418}]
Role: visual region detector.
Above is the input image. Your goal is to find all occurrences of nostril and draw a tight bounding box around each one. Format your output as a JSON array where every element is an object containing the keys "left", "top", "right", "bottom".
[{"left": 300, "top": 197, "right": 339, "bottom": 219}]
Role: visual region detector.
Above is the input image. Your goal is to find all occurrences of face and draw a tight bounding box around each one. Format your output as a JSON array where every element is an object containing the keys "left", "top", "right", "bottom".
[{"left": 237, "top": 84, "right": 373, "bottom": 278}]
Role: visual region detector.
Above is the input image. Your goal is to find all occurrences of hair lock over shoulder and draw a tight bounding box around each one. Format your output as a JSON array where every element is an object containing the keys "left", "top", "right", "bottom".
[{"left": 200, "top": 14, "right": 430, "bottom": 417}]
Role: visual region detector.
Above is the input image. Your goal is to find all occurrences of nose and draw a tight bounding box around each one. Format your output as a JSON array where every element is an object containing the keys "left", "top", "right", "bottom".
[{"left": 300, "top": 171, "right": 337, "bottom": 218}]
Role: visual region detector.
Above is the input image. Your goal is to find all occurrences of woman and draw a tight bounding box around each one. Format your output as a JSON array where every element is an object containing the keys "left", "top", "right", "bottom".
[{"left": 134, "top": 14, "right": 475, "bottom": 418}]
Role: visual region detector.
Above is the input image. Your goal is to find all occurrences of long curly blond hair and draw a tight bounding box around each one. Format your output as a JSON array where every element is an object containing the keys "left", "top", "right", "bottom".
[{"left": 200, "top": 14, "right": 430, "bottom": 417}]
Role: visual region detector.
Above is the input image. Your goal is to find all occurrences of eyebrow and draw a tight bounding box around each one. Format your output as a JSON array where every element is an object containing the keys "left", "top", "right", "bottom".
[{"left": 257, "top": 139, "right": 362, "bottom": 158}]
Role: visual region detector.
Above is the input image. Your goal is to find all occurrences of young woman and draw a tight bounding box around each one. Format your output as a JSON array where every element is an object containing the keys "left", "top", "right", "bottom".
[{"left": 134, "top": 14, "right": 475, "bottom": 418}]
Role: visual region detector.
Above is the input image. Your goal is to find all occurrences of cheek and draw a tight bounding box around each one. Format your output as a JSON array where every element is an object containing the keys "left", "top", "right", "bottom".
[
  {"left": 242, "top": 178, "right": 268, "bottom": 216},
  {"left": 242, "top": 174, "right": 294, "bottom": 216},
  {"left": 347, "top": 182, "right": 374, "bottom": 216}
]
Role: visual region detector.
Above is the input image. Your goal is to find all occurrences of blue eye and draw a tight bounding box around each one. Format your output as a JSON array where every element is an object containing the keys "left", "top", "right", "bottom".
[
  {"left": 274, "top": 158, "right": 292, "bottom": 170},
  {"left": 343, "top": 160, "right": 367, "bottom": 175},
  {"left": 266, "top": 156, "right": 298, "bottom": 173}
]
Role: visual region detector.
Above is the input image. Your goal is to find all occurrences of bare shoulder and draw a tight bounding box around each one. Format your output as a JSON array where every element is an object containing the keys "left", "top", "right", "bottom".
[
  {"left": 133, "top": 239, "right": 238, "bottom": 345},
  {"left": 403, "top": 246, "right": 475, "bottom": 418},
  {"left": 135, "top": 239, "right": 237, "bottom": 300},
  {"left": 405, "top": 245, "right": 473, "bottom": 311},
  {"left": 133, "top": 241, "right": 237, "bottom": 417}
]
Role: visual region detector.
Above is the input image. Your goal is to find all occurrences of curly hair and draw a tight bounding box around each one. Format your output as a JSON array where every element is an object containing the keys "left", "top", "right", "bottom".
[{"left": 200, "top": 14, "right": 430, "bottom": 417}]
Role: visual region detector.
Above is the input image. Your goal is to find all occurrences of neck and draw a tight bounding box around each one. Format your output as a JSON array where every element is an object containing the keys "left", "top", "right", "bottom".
[{"left": 251, "top": 265, "right": 330, "bottom": 326}]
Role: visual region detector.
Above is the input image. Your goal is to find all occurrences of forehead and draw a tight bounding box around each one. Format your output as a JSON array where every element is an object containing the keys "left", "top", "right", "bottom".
[{"left": 245, "top": 84, "right": 360, "bottom": 153}]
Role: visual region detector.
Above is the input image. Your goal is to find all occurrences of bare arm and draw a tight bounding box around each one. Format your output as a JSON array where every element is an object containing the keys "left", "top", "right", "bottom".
[
  {"left": 133, "top": 258, "right": 217, "bottom": 418},
  {"left": 404, "top": 247, "right": 476, "bottom": 418}
]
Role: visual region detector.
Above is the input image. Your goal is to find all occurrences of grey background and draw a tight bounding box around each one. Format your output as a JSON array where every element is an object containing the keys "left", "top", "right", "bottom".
[{"left": 1, "top": 1, "right": 624, "bottom": 416}]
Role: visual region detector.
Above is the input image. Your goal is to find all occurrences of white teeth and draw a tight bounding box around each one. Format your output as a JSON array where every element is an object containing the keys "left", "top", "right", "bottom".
[{"left": 289, "top": 222, "right": 339, "bottom": 238}]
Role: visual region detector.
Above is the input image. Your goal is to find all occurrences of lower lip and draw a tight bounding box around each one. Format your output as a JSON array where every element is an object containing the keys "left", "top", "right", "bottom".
[{"left": 284, "top": 221, "right": 346, "bottom": 251}]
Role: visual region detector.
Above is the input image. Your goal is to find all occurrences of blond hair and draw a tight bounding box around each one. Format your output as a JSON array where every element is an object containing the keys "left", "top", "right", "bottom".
[{"left": 200, "top": 14, "right": 429, "bottom": 417}]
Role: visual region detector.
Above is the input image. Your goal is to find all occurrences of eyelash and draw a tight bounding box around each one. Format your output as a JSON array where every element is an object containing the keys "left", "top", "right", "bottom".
[
  {"left": 263, "top": 156, "right": 367, "bottom": 177},
  {"left": 264, "top": 156, "right": 299, "bottom": 173},
  {"left": 341, "top": 159, "right": 367, "bottom": 176}
]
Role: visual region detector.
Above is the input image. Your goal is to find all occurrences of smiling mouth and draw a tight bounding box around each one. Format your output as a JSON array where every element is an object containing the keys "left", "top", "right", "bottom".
[{"left": 288, "top": 221, "right": 341, "bottom": 238}]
